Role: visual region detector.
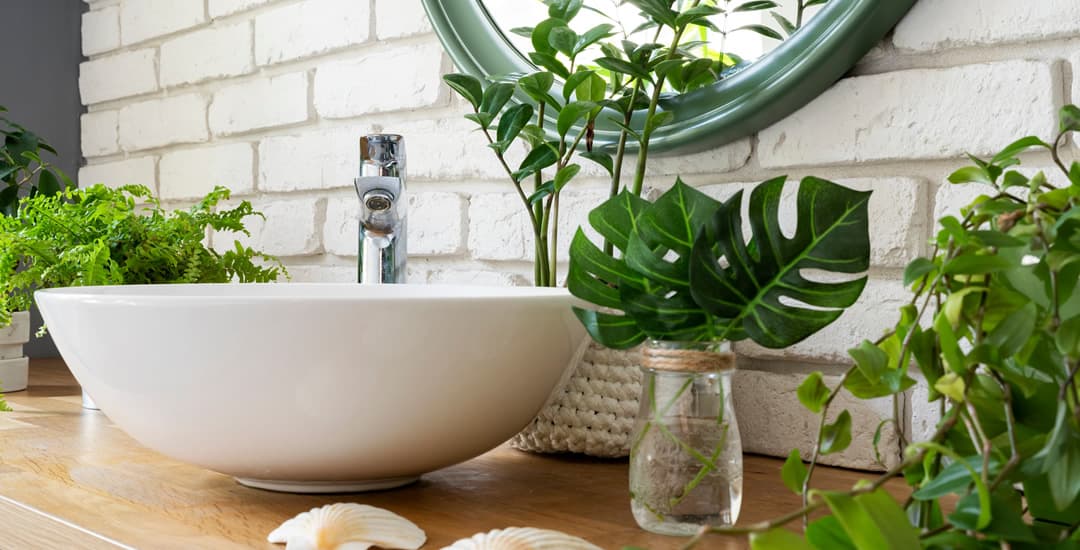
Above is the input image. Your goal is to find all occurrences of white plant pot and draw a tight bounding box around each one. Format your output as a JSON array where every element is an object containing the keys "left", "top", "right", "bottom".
[{"left": 0, "top": 311, "right": 31, "bottom": 392}]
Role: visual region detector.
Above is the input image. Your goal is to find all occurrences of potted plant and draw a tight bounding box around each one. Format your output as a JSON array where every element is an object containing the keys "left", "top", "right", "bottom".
[
  {"left": 0, "top": 184, "right": 284, "bottom": 407},
  {"left": 565, "top": 174, "right": 872, "bottom": 533},
  {"left": 0, "top": 105, "right": 73, "bottom": 394},
  {"left": 672, "top": 105, "right": 1080, "bottom": 548},
  {"left": 443, "top": 0, "right": 809, "bottom": 457}
]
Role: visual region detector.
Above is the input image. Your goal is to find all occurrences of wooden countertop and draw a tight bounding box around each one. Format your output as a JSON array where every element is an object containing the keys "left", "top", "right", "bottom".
[{"left": 0, "top": 359, "right": 895, "bottom": 550}]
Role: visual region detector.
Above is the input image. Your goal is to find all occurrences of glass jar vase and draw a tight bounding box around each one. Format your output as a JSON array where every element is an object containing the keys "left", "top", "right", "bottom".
[{"left": 629, "top": 340, "right": 742, "bottom": 536}]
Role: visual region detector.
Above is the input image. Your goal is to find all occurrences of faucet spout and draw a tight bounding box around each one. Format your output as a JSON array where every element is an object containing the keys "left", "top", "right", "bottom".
[{"left": 355, "top": 134, "right": 406, "bottom": 284}]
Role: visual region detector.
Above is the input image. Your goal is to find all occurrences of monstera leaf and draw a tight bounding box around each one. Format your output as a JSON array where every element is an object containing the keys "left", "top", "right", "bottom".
[
  {"left": 567, "top": 189, "right": 650, "bottom": 349},
  {"left": 619, "top": 179, "right": 720, "bottom": 341},
  {"left": 689, "top": 176, "right": 872, "bottom": 348},
  {"left": 569, "top": 176, "right": 871, "bottom": 350}
]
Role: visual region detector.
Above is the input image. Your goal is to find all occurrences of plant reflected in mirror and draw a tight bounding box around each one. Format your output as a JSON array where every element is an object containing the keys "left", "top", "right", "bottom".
[{"left": 483, "top": 0, "right": 829, "bottom": 93}]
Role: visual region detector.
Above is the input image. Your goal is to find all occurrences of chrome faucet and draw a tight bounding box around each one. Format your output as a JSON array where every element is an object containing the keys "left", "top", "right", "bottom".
[{"left": 355, "top": 134, "right": 406, "bottom": 284}]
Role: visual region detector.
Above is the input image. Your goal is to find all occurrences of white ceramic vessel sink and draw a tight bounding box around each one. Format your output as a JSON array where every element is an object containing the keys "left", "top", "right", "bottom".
[{"left": 36, "top": 284, "right": 588, "bottom": 493}]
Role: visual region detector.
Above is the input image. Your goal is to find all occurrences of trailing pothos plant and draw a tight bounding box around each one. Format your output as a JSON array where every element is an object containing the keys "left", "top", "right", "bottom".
[
  {"left": 0, "top": 184, "right": 286, "bottom": 330},
  {"left": 1, "top": 105, "right": 73, "bottom": 217},
  {"left": 443, "top": 0, "right": 812, "bottom": 286},
  {"left": 667, "top": 105, "right": 1080, "bottom": 549}
]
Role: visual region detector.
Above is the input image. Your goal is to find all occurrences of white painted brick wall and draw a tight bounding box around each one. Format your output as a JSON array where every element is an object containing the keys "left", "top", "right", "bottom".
[
  {"left": 209, "top": 72, "right": 309, "bottom": 135},
  {"left": 375, "top": 0, "right": 432, "bottom": 39},
  {"left": 209, "top": 0, "right": 274, "bottom": 19},
  {"left": 159, "top": 143, "right": 255, "bottom": 200},
  {"left": 118, "top": 94, "right": 208, "bottom": 151},
  {"left": 120, "top": 0, "right": 205, "bottom": 46},
  {"left": 161, "top": 23, "right": 254, "bottom": 87},
  {"left": 77, "top": 0, "right": 1080, "bottom": 467},
  {"left": 255, "top": 0, "right": 370, "bottom": 65},
  {"left": 81, "top": 110, "right": 119, "bottom": 157},
  {"left": 758, "top": 61, "right": 1059, "bottom": 167},
  {"left": 259, "top": 126, "right": 369, "bottom": 192},
  {"left": 314, "top": 41, "right": 446, "bottom": 118},
  {"left": 79, "top": 157, "right": 156, "bottom": 192},
  {"left": 79, "top": 49, "right": 157, "bottom": 104},
  {"left": 215, "top": 198, "right": 323, "bottom": 257},
  {"left": 82, "top": 6, "right": 120, "bottom": 56},
  {"left": 894, "top": 0, "right": 1080, "bottom": 51}
]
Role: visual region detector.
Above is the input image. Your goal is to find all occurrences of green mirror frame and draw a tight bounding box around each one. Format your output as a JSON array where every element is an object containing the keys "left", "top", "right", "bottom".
[{"left": 421, "top": 0, "right": 916, "bottom": 154}]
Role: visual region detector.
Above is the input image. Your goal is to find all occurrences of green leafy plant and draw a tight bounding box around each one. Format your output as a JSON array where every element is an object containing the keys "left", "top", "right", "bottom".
[
  {"left": 569, "top": 176, "right": 871, "bottom": 349},
  {"left": 0, "top": 184, "right": 286, "bottom": 329},
  {"left": 569, "top": 174, "right": 870, "bottom": 529},
  {"left": 0, "top": 105, "right": 73, "bottom": 217},
  {"left": 444, "top": 0, "right": 817, "bottom": 286},
  {"left": 674, "top": 105, "right": 1080, "bottom": 549}
]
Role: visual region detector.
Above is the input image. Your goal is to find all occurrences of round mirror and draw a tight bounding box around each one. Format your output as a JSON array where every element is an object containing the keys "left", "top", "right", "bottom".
[{"left": 422, "top": 0, "right": 915, "bottom": 154}]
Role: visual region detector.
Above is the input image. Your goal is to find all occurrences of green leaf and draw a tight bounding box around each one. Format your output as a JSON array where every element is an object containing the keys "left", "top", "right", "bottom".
[
  {"left": 479, "top": 83, "right": 514, "bottom": 117},
  {"left": 518, "top": 71, "right": 562, "bottom": 108},
  {"left": 934, "top": 372, "right": 966, "bottom": 402},
  {"left": 527, "top": 180, "right": 555, "bottom": 205},
  {"left": 645, "top": 111, "right": 674, "bottom": 133},
  {"left": 553, "top": 164, "right": 580, "bottom": 191},
  {"left": 770, "top": 12, "right": 796, "bottom": 36},
  {"left": 796, "top": 371, "right": 829, "bottom": 413},
  {"left": 985, "top": 302, "right": 1036, "bottom": 358},
  {"left": 913, "top": 455, "right": 998, "bottom": 500},
  {"left": 820, "top": 410, "right": 852, "bottom": 455},
  {"left": 805, "top": 516, "right": 856, "bottom": 550},
  {"left": 820, "top": 489, "right": 920, "bottom": 550},
  {"left": 563, "top": 70, "right": 595, "bottom": 103},
  {"left": 36, "top": 169, "right": 61, "bottom": 196},
  {"left": 781, "top": 449, "right": 808, "bottom": 494},
  {"left": 948, "top": 166, "right": 995, "bottom": 186},
  {"left": 621, "top": 180, "right": 721, "bottom": 340},
  {"left": 557, "top": 101, "right": 596, "bottom": 137},
  {"left": 464, "top": 112, "right": 494, "bottom": 129},
  {"left": 992, "top": 136, "right": 1051, "bottom": 164},
  {"left": 624, "top": 0, "right": 678, "bottom": 27},
  {"left": 573, "top": 23, "right": 614, "bottom": 56},
  {"left": 942, "top": 254, "right": 1014, "bottom": 275},
  {"left": 547, "top": 0, "right": 584, "bottom": 20},
  {"left": 531, "top": 18, "right": 567, "bottom": 55},
  {"left": 443, "top": 73, "right": 483, "bottom": 109},
  {"left": 749, "top": 528, "right": 813, "bottom": 550},
  {"left": 675, "top": 4, "right": 723, "bottom": 27},
  {"left": 949, "top": 489, "right": 1036, "bottom": 542},
  {"left": 492, "top": 104, "right": 534, "bottom": 154},
  {"left": 1060, "top": 104, "right": 1080, "bottom": 133},
  {"left": 580, "top": 151, "right": 613, "bottom": 176},
  {"left": 734, "top": 24, "right": 783, "bottom": 40},
  {"left": 548, "top": 25, "right": 578, "bottom": 57},
  {"left": 576, "top": 72, "right": 607, "bottom": 103},
  {"left": 509, "top": 26, "right": 533, "bottom": 38},
  {"left": 512, "top": 142, "right": 559, "bottom": 182},
  {"left": 734, "top": 0, "right": 778, "bottom": 11},
  {"left": 528, "top": 52, "right": 570, "bottom": 79},
  {"left": 594, "top": 56, "right": 652, "bottom": 82},
  {"left": 902, "top": 257, "right": 937, "bottom": 286},
  {"left": 690, "top": 176, "right": 871, "bottom": 348},
  {"left": 568, "top": 190, "right": 650, "bottom": 348}
]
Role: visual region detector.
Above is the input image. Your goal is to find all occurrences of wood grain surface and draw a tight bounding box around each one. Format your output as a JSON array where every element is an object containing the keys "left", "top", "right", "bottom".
[{"left": 0, "top": 359, "right": 903, "bottom": 550}]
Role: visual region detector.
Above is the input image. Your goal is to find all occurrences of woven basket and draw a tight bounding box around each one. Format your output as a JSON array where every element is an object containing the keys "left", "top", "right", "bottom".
[{"left": 511, "top": 343, "right": 642, "bottom": 457}]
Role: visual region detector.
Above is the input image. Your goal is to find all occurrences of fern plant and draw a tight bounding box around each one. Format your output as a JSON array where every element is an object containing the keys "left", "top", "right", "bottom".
[{"left": 0, "top": 184, "right": 285, "bottom": 329}]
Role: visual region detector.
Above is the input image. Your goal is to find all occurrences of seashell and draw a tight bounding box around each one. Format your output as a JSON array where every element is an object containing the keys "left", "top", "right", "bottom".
[
  {"left": 268, "top": 503, "right": 426, "bottom": 550},
  {"left": 441, "top": 527, "right": 602, "bottom": 550}
]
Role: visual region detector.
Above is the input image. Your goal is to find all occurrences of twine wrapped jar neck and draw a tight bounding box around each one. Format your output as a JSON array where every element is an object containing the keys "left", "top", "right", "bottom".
[{"left": 641, "top": 341, "right": 736, "bottom": 373}]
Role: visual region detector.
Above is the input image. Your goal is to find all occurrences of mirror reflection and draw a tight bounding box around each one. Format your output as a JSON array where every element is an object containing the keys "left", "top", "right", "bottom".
[{"left": 483, "top": 0, "right": 827, "bottom": 89}]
